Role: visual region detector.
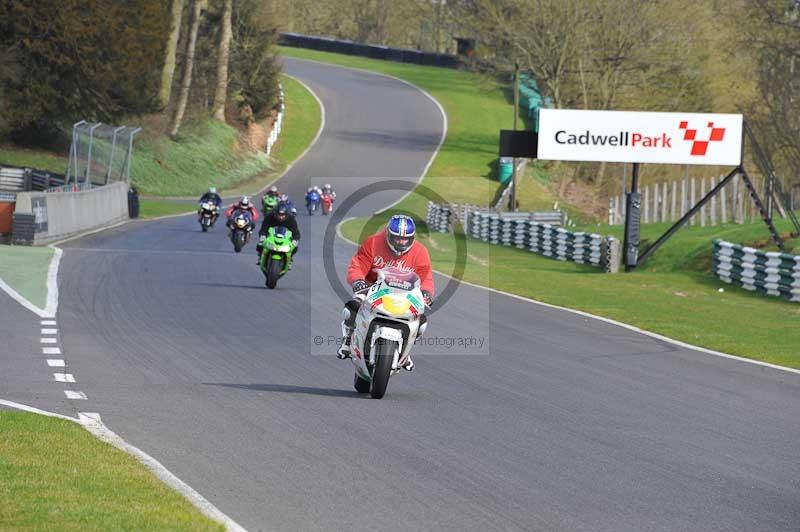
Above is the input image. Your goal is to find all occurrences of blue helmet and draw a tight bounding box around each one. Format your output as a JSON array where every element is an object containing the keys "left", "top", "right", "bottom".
[{"left": 386, "top": 215, "right": 415, "bottom": 255}]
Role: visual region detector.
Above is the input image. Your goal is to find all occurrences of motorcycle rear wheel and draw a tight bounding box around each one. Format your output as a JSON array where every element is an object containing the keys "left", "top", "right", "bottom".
[{"left": 370, "top": 339, "right": 397, "bottom": 399}]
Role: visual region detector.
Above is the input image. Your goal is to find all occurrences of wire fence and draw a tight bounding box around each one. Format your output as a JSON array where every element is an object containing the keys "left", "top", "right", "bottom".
[{"left": 66, "top": 121, "right": 141, "bottom": 188}]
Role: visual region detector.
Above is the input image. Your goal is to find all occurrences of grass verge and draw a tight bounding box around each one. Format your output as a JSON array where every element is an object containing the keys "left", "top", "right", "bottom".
[
  {"left": 0, "top": 245, "right": 53, "bottom": 309},
  {"left": 342, "top": 204, "right": 800, "bottom": 369},
  {"left": 0, "top": 411, "right": 223, "bottom": 531},
  {"left": 139, "top": 199, "right": 196, "bottom": 219},
  {"left": 0, "top": 73, "right": 321, "bottom": 198}
]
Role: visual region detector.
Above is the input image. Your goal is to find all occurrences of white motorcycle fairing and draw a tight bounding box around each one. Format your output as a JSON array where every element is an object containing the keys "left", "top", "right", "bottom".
[{"left": 348, "top": 267, "right": 426, "bottom": 398}]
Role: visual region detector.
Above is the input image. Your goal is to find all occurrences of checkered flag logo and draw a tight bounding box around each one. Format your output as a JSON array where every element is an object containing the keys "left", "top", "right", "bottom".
[{"left": 679, "top": 121, "right": 726, "bottom": 156}]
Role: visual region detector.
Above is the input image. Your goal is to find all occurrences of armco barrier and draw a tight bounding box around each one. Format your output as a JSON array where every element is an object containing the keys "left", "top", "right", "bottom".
[
  {"left": 713, "top": 240, "right": 800, "bottom": 303},
  {"left": 13, "top": 181, "right": 129, "bottom": 245}
]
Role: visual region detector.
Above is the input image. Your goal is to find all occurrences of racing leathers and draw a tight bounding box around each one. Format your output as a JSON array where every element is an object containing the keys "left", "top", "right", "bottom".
[{"left": 338, "top": 230, "right": 434, "bottom": 368}]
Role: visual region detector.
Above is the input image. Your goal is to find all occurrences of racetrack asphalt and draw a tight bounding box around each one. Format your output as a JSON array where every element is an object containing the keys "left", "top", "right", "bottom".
[{"left": 2, "top": 58, "right": 798, "bottom": 532}]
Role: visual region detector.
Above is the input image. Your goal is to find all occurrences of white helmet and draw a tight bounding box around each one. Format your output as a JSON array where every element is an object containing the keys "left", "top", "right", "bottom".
[
  {"left": 240, "top": 196, "right": 251, "bottom": 208},
  {"left": 323, "top": 183, "right": 332, "bottom": 191}
]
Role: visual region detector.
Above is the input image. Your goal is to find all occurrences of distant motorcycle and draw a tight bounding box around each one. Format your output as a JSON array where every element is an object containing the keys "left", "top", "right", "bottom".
[
  {"left": 228, "top": 211, "right": 253, "bottom": 253},
  {"left": 347, "top": 267, "right": 428, "bottom": 399},
  {"left": 306, "top": 189, "right": 321, "bottom": 215},
  {"left": 198, "top": 201, "right": 218, "bottom": 231},
  {"left": 321, "top": 193, "right": 333, "bottom": 215},
  {"left": 258, "top": 226, "right": 296, "bottom": 289}
]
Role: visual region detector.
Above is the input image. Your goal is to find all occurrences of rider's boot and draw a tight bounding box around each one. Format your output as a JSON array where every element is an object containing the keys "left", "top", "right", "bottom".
[
  {"left": 337, "top": 314, "right": 353, "bottom": 359},
  {"left": 402, "top": 356, "right": 414, "bottom": 371}
]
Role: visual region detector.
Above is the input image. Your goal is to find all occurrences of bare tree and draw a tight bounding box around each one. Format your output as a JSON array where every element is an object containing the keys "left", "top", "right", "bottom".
[
  {"left": 159, "top": 0, "right": 185, "bottom": 110},
  {"left": 170, "top": 0, "right": 207, "bottom": 137},
  {"left": 213, "top": 0, "right": 233, "bottom": 121}
]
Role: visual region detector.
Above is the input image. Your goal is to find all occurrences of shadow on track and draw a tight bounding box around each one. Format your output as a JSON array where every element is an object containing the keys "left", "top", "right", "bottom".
[{"left": 203, "top": 382, "right": 362, "bottom": 398}]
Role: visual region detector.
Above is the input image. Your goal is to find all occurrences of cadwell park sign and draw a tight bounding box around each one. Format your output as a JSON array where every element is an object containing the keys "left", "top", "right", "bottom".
[{"left": 537, "top": 109, "right": 743, "bottom": 166}]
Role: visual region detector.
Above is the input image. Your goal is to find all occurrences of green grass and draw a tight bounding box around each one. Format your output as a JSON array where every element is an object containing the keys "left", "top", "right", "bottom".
[
  {"left": 0, "top": 145, "right": 69, "bottom": 174},
  {"left": 342, "top": 206, "right": 800, "bottom": 368},
  {"left": 138, "top": 199, "right": 195, "bottom": 219},
  {"left": 0, "top": 73, "right": 321, "bottom": 198},
  {"left": 0, "top": 411, "right": 224, "bottom": 531},
  {"left": 0, "top": 245, "right": 53, "bottom": 309}
]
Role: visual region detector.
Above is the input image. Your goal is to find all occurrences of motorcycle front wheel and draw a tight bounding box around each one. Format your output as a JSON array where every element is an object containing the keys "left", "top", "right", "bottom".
[
  {"left": 370, "top": 339, "right": 397, "bottom": 399},
  {"left": 265, "top": 257, "right": 282, "bottom": 289}
]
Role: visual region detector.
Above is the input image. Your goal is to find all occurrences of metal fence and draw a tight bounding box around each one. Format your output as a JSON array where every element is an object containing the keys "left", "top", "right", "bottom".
[{"left": 66, "top": 121, "right": 141, "bottom": 187}]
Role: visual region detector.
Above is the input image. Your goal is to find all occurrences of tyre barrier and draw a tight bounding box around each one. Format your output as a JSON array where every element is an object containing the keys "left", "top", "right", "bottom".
[
  {"left": 279, "top": 32, "right": 462, "bottom": 69},
  {"left": 11, "top": 213, "right": 35, "bottom": 245},
  {"left": 426, "top": 202, "right": 619, "bottom": 272},
  {"left": 713, "top": 239, "right": 800, "bottom": 303},
  {"left": 0, "top": 166, "right": 66, "bottom": 192}
]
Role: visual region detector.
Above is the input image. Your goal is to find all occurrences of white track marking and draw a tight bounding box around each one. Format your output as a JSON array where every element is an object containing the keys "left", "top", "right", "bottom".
[
  {"left": 0, "top": 247, "right": 61, "bottom": 318},
  {"left": 335, "top": 221, "right": 800, "bottom": 376},
  {"left": 64, "top": 390, "right": 87, "bottom": 400},
  {"left": 41, "top": 328, "right": 58, "bottom": 335},
  {"left": 54, "top": 373, "right": 76, "bottom": 383},
  {"left": 78, "top": 413, "right": 249, "bottom": 532},
  {"left": 40, "top": 337, "right": 57, "bottom": 344},
  {"left": 41, "top": 320, "right": 57, "bottom": 326},
  {"left": 0, "top": 400, "right": 246, "bottom": 531},
  {"left": 46, "top": 359, "right": 65, "bottom": 367},
  {"left": 0, "top": 398, "right": 78, "bottom": 422},
  {"left": 43, "top": 246, "right": 61, "bottom": 318},
  {"left": 43, "top": 347, "right": 61, "bottom": 355}
]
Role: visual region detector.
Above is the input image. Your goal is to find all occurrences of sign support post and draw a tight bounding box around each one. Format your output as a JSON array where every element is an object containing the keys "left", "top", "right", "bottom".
[{"left": 623, "top": 163, "right": 641, "bottom": 271}]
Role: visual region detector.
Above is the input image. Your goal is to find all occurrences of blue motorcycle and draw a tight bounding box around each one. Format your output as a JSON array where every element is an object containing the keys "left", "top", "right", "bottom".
[{"left": 305, "top": 189, "right": 321, "bottom": 216}]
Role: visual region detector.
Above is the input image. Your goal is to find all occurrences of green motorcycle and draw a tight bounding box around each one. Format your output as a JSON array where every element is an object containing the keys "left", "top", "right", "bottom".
[
  {"left": 258, "top": 226, "right": 296, "bottom": 289},
  {"left": 262, "top": 193, "right": 279, "bottom": 215}
]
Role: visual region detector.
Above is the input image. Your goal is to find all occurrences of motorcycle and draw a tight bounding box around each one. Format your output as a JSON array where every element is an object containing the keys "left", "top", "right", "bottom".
[
  {"left": 228, "top": 211, "right": 252, "bottom": 253},
  {"left": 198, "top": 201, "right": 218, "bottom": 231},
  {"left": 321, "top": 193, "right": 334, "bottom": 215},
  {"left": 262, "top": 194, "right": 278, "bottom": 215},
  {"left": 347, "top": 267, "right": 428, "bottom": 399},
  {"left": 306, "top": 190, "right": 321, "bottom": 215},
  {"left": 258, "top": 226, "right": 296, "bottom": 289}
]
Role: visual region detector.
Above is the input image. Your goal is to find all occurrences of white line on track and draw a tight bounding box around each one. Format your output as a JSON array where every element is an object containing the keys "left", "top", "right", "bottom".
[
  {"left": 41, "top": 320, "right": 57, "bottom": 326},
  {"left": 40, "top": 337, "right": 57, "bottom": 344},
  {"left": 42, "top": 347, "right": 61, "bottom": 355},
  {"left": 64, "top": 390, "right": 87, "bottom": 400},
  {"left": 54, "top": 373, "right": 76, "bottom": 383},
  {"left": 41, "top": 328, "right": 58, "bottom": 335},
  {"left": 46, "top": 359, "right": 65, "bottom": 367}
]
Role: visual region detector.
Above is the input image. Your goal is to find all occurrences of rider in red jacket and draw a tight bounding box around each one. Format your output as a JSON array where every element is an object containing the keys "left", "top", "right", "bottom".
[
  {"left": 225, "top": 196, "right": 259, "bottom": 230},
  {"left": 338, "top": 215, "right": 434, "bottom": 370}
]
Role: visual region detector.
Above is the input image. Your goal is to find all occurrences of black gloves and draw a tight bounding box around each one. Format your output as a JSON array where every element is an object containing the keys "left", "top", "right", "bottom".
[
  {"left": 422, "top": 290, "right": 433, "bottom": 308},
  {"left": 352, "top": 279, "right": 369, "bottom": 293}
]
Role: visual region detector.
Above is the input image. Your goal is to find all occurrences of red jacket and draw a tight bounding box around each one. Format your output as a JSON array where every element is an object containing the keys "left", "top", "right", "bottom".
[
  {"left": 347, "top": 230, "right": 434, "bottom": 295},
  {"left": 225, "top": 204, "right": 259, "bottom": 223}
]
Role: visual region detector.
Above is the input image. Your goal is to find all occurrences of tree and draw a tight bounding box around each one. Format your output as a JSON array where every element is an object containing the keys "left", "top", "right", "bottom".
[
  {"left": 159, "top": 0, "right": 185, "bottom": 110},
  {"left": 0, "top": 0, "right": 170, "bottom": 142},
  {"left": 170, "top": 0, "right": 208, "bottom": 137},
  {"left": 212, "top": 0, "right": 233, "bottom": 121}
]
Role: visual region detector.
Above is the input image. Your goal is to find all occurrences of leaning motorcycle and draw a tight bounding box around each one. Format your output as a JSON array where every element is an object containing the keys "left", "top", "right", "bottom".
[
  {"left": 198, "top": 201, "right": 218, "bottom": 231},
  {"left": 258, "top": 226, "right": 296, "bottom": 289},
  {"left": 346, "top": 267, "right": 427, "bottom": 399},
  {"left": 229, "top": 212, "right": 252, "bottom": 253}
]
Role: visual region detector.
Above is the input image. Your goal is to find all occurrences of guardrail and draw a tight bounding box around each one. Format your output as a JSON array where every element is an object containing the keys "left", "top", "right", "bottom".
[
  {"left": 427, "top": 202, "right": 567, "bottom": 233},
  {"left": 0, "top": 166, "right": 67, "bottom": 192},
  {"left": 713, "top": 240, "right": 800, "bottom": 303}
]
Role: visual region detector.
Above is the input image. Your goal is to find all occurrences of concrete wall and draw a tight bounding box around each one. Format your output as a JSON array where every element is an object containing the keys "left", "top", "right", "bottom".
[{"left": 14, "top": 182, "right": 129, "bottom": 245}]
